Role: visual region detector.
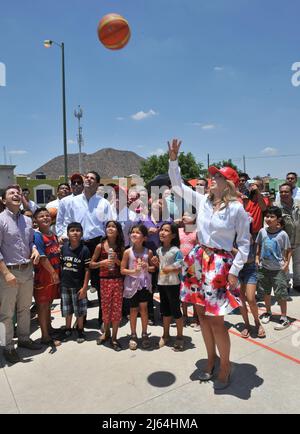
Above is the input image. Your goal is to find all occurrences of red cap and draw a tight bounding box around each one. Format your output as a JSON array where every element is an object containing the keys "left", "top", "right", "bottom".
[
  {"left": 70, "top": 173, "right": 83, "bottom": 183},
  {"left": 208, "top": 166, "right": 239, "bottom": 187}
]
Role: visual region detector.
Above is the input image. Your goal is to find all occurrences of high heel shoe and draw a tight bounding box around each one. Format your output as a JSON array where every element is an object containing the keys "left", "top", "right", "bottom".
[
  {"left": 213, "top": 371, "right": 231, "bottom": 390},
  {"left": 199, "top": 366, "right": 215, "bottom": 382}
]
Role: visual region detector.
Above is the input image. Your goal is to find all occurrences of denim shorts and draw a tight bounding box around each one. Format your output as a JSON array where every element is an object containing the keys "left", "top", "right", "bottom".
[{"left": 239, "top": 263, "right": 258, "bottom": 285}]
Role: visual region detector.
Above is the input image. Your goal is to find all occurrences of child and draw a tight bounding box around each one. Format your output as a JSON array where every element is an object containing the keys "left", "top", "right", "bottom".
[
  {"left": 33, "top": 208, "right": 61, "bottom": 346},
  {"left": 90, "top": 221, "right": 125, "bottom": 351},
  {"left": 256, "top": 206, "right": 292, "bottom": 330},
  {"left": 60, "top": 222, "right": 91, "bottom": 343},
  {"left": 153, "top": 222, "right": 184, "bottom": 351},
  {"left": 178, "top": 210, "right": 199, "bottom": 330},
  {"left": 237, "top": 221, "right": 266, "bottom": 339},
  {"left": 121, "top": 224, "right": 155, "bottom": 350}
]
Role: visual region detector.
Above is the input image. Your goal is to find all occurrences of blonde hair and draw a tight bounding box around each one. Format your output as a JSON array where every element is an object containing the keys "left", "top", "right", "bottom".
[{"left": 208, "top": 179, "right": 238, "bottom": 209}]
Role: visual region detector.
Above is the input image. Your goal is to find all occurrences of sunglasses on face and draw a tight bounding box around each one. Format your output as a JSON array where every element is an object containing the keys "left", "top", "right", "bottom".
[{"left": 71, "top": 180, "right": 83, "bottom": 185}]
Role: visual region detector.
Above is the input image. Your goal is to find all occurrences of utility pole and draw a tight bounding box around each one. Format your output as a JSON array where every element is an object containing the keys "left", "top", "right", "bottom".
[
  {"left": 207, "top": 153, "right": 210, "bottom": 168},
  {"left": 243, "top": 155, "right": 246, "bottom": 173},
  {"left": 74, "top": 105, "right": 83, "bottom": 173},
  {"left": 3, "top": 146, "right": 7, "bottom": 164}
]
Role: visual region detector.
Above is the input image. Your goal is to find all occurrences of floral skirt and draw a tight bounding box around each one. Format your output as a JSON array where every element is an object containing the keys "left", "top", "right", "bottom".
[{"left": 180, "top": 245, "right": 241, "bottom": 316}]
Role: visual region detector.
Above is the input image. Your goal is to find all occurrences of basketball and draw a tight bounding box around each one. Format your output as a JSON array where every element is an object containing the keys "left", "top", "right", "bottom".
[
  {"left": 47, "top": 207, "right": 57, "bottom": 223},
  {"left": 97, "top": 13, "right": 131, "bottom": 50}
]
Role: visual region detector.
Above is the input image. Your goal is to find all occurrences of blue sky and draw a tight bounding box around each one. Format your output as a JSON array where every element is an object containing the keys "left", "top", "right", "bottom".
[{"left": 0, "top": 0, "right": 300, "bottom": 178}]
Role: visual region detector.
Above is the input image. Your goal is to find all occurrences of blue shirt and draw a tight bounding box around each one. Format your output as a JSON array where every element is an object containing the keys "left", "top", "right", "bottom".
[{"left": 0, "top": 209, "right": 34, "bottom": 265}]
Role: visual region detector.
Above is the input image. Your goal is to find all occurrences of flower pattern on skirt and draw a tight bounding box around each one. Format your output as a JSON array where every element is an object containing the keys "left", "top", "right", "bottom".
[{"left": 180, "top": 245, "right": 241, "bottom": 316}]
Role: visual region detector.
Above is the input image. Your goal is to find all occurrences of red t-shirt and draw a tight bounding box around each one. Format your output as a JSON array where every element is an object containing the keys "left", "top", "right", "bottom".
[{"left": 245, "top": 197, "right": 269, "bottom": 234}]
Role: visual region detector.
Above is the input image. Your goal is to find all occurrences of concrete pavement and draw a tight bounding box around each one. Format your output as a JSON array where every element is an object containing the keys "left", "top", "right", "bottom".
[{"left": 1, "top": 289, "right": 300, "bottom": 414}]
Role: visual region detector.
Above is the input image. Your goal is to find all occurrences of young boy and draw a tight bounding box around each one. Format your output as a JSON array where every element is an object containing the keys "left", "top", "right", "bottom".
[
  {"left": 33, "top": 208, "right": 61, "bottom": 346},
  {"left": 256, "top": 206, "right": 292, "bottom": 330},
  {"left": 60, "top": 222, "right": 91, "bottom": 343}
]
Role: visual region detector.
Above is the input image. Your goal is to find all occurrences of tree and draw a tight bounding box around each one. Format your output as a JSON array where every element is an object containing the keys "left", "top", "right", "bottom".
[
  {"left": 209, "top": 159, "right": 239, "bottom": 172},
  {"left": 140, "top": 151, "right": 206, "bottom": 183}
]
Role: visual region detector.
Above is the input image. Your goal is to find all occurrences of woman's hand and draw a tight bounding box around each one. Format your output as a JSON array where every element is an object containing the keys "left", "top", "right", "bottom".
[
  {"left": 168, "top": 139, "right": 182, "bottom": 161},
  {"left": 228, "top": 273, "right": 239, "bottom": 290}
]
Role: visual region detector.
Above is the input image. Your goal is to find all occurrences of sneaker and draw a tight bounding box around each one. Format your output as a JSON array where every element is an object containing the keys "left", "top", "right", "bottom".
[
  {"left": 129, "top": 334, "right": 138, "bottom": 350},
  {"left": 18, "top": 339, "right": 43, "bottom": 350},
  {"left": 58, "top": 328, "right": 72, "bottom": 341},
  {"left": 274, "top": 319, "right": 290, "bottom": 330},
  {"left": 76, "top": 329, "right": 86, "bottom": 344},
  {"left": 3, "top": 348, "right": 21, "bottom": 364},
  {"left": 89, "top": 286, "right": 97, "bottom": 294},
  {"left": 260, "top": 312, "right": 272, "bottom": 324},
  {"left": 193, "top": 324, "right": 201, "bottom": 332}
]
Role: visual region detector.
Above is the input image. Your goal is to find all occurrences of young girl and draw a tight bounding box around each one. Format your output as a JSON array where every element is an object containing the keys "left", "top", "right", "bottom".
[
  {"left": 178, "top": 210, "right": 199, "bottom": 330},
  {"left": 152, "top": 222, "right": 184, "bottom": 351},
  {"left": 90, "top": 221, "right": 125, "bottom": 351},
  {"left": 33, "top": 208, "right": 61, "bottom": 346},
  {"left": 121, "top": 224, "right": 155, "bottom": 350}
]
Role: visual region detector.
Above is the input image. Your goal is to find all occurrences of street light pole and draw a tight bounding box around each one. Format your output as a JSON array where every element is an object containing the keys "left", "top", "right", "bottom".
[{"left": 44, "top": 39, "right": 68, "bottom": 181}]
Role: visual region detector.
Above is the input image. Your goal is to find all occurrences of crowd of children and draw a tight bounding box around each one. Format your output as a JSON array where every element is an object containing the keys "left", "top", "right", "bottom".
[{"left": 30, "top": 198, "right": 293, "bottom": 355}]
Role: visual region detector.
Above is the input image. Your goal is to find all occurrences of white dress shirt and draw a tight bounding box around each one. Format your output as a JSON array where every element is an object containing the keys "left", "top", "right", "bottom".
[
  {"left": 61, "top": 192, "right": 113, "bottom": 240},
  {"left": 169, "top": 160, "right": 250, "bottom": 276},
  {"left": 55, "top": 194, "right": 74, "bottom": 238}
]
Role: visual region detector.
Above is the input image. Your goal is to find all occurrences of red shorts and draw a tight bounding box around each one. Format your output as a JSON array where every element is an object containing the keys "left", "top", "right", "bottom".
[{"left": 34, "top": 283, "right": 60, "bottom": 304}]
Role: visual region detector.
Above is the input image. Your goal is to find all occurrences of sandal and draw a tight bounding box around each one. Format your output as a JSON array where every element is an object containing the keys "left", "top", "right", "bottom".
[
  {"left": 96, "top": 331, "right": 110, "bottom": 346},
  {"left": 41, "top": 337, "right": 61, "bottom": 347},
  {"left": 240, "top": 327, "right": 250, "bottom": 339},
  {"left": 158, "top": 336, "right": 170, "bottom": 348},
  {"left": 129, "top": 334, "right": 138, "bottom": 350},
  {"left": 256, "top": 325, "right": 266, "bottom": 339},
  {"left": 141, "top": 333, "right": 151, "bottom": 349},
  {"left": 110, "top": 339, "right": 122, "bottom": 352},
  {"left": 173, "top": 337, "right": 184, "bottom": 352}
]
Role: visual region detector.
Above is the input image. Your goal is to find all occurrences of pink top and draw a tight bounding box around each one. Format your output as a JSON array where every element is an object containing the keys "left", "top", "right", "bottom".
[{"left": 179, "top": 227, "right": 198, "bottom": 257}]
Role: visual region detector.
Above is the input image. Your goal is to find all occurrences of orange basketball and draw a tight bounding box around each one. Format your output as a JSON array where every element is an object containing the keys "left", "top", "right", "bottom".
[{"left": 97, "top": 13, "right": 131, "bottom": 50}]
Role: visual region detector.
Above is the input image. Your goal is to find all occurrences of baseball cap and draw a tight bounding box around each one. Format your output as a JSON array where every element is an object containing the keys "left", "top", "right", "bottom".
[
  {"left": 208, "top": 166, "right": 239, "bottom": 187},
  {"left": 70, "top": 173, "right": 83, "bottom": 183}
]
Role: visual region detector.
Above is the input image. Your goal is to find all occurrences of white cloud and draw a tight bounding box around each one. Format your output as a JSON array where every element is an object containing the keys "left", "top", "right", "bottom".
[
  {"left": 214, "top": 66, "right": 224, "bottom": 71},
  {"left": 67, "top": 139, "right": 76, "bottom": 145},
  {"left": 201, "top": 124, "right": 216, "bottom": 130},
  {"left": 8, "top": 150, "right": 27, "bottom": 155},
  {"left": 188, "top": 122, "right": 202, "bottom": 127},
  {"left": 188, "top": 122, "right": 216, "bottom": 130},
  {"left": 131, "top": 109, "right": 158, "bottom": 121},
  {"left": 261, "top": 147, "right": 278, "bottom": 156},
  {"left": 149, "top": 148, "right": 165, "bottom": 156}
]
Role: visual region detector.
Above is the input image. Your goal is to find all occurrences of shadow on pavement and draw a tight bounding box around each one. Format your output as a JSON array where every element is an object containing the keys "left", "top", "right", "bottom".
[
  {"left": 147, "top": 371, "right": 176, "bottom": 388},
  {"left": 190, "top": 358, "right": 264, "bottom": 400}
]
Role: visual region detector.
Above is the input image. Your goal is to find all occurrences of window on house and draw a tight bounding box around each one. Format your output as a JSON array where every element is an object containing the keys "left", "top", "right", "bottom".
[{"left": 36, "top": 189, "right": 53, "bottom": 205}]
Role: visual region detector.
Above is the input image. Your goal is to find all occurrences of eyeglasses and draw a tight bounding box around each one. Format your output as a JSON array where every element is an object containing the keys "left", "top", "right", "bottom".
[
  {"left": 71, "top": 181, "right": 83, "bottom": 186},
  {"left": 287, "top": 177, "right": 295, "bottom": 181}
]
